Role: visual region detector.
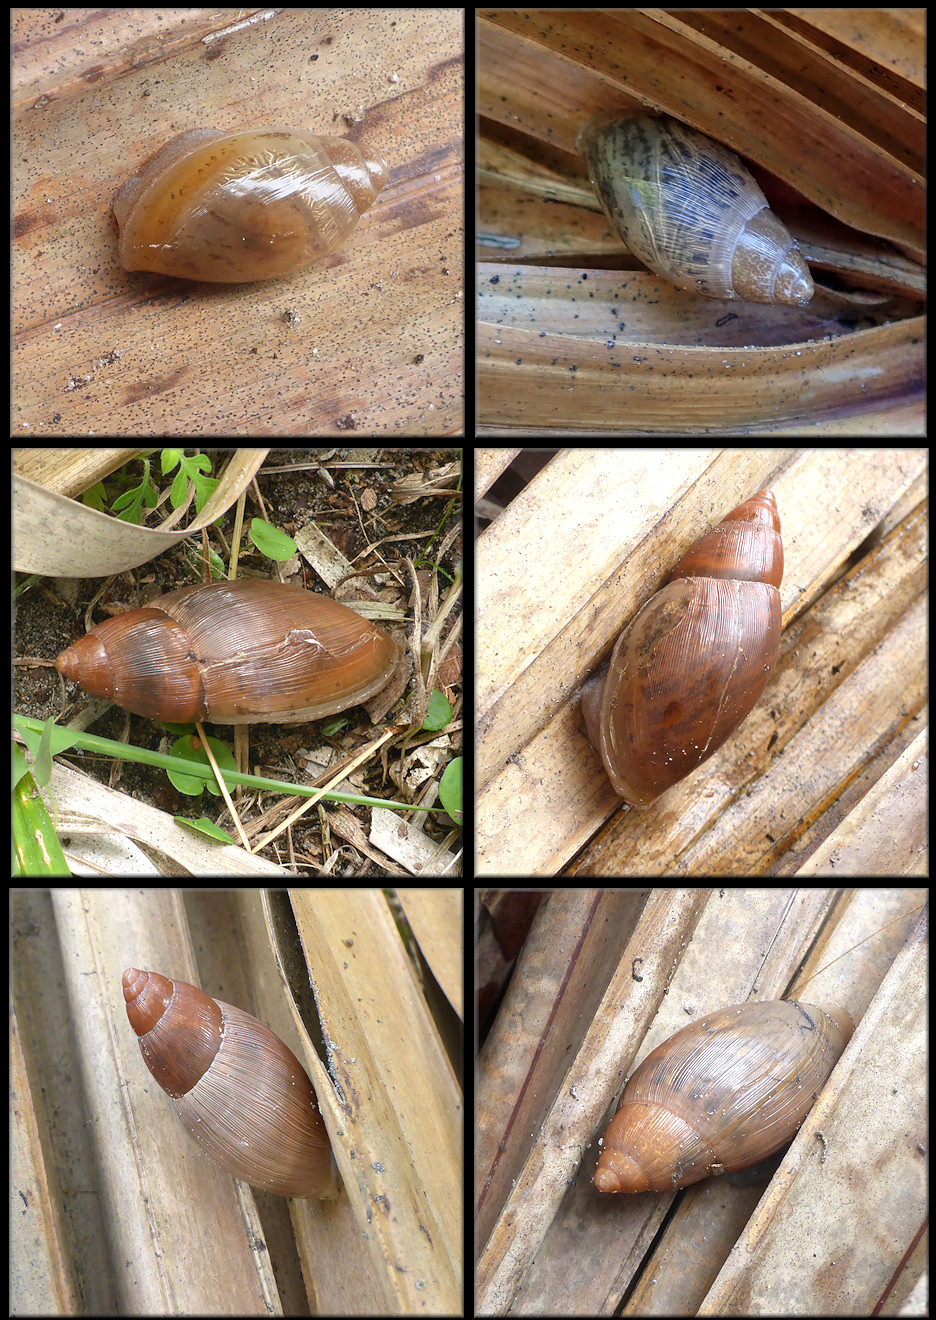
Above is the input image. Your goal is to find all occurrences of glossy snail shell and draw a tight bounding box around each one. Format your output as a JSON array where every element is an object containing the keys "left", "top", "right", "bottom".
[
  {"left": 55, "top": 579, "right": 400, "bottom": 724},
  {"left": 595, "top": 1000, "right": 854, "bottom": 1194},
  {"left": 580, "top": 489, "right": 783, "bottom": 806},
  {"left": 114, "top": 128, "right": 389, "bottom": 282},
  {"left": 577, "top": 112, "right": 814, "bottom": 306},
  {"left": 123, "top": 968, "right": 337, "bottom": 1198}
]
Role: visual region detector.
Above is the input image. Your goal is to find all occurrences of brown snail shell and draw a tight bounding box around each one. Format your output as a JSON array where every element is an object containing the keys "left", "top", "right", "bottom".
[
  {"left": 595, "top": 1000, "right": 854, "bottom": 1194},
  {"left": 114, "top": 128, "right": 389, "bottom": 282},
  {"left": 55, "top": 579, "right": 400, "bottom": 724},
  {"left": 580, "top": 489, "right": 783, "bottom": 806},
  {"left": 123, "top": 968, "right": 337, "bottom": 1198},
  {"left": 577, "top": 113, "right": 814, "bottom": 306}
]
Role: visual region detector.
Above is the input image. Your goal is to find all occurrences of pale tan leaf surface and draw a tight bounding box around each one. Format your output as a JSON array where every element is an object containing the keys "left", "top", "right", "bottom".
[
  {"left": 13, "top": 9, "right": 464, "bottom": 436},
  {"left": 477, "top": 889, "right": 926, "bottom": 1316},
  {"left": 288, "top": 889, "right": 463, "bottom": 1313},
  {"left": 476, "top": 448, "right": 927, "bottom": 878},
  {"left": 478, "top": 9, "right": 925, "bottom": 433}
]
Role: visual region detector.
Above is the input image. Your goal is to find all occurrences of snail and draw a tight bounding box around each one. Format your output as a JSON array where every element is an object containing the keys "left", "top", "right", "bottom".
[
  {"left": 114, "top": 128, "right": 389, "bottom": 282},
  {"left": 580, "top": 489, "right": 783, "bottom": 806},
  {"left": 123, "top": 967, "right": 337, "bottom": 1198},
  {"left": 595, "top": 999, "right": 854, "bottom": 1194},
  {"left": 55, "top": 579, "right": 400, "bottom": 724},
  {"left": 576, "top": 112, "right": 814, "bottom": 306}
]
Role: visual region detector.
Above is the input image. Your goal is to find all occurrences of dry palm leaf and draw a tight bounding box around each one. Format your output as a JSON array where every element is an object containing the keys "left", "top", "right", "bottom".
[
  {"left": 478, "top": 9, "right": 925, "bottom": 433},
  {"left": 476, "top": 447, "right": 927, "bottom": 878}
]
